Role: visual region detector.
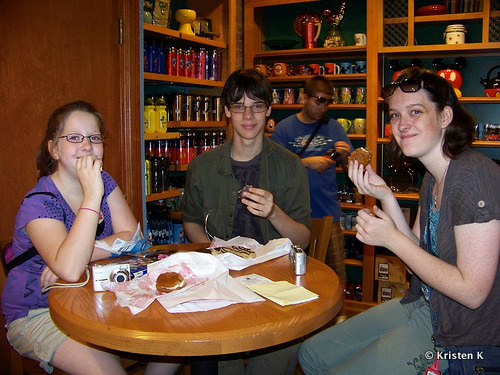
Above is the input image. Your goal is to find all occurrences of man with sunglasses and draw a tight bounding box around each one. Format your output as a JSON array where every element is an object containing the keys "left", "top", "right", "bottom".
[{"left": 272, "top": 76, "right": 352, "bottom": 283}]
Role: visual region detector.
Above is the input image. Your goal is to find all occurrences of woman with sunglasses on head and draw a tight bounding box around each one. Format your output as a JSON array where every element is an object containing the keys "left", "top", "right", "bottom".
[
  {"left": 298, "top": 67, "right": 500, "bottom": 375},
  {"left": 1, "top": 101, "right": 180, "bottom": 374}
]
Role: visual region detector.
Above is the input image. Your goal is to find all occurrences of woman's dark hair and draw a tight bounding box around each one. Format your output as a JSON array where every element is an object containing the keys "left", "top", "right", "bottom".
[
  {"left": 304, "top": 75, "right": 333, "bottom": 96},
  {"left": 221, "top": 69, "right": 273, "bottom": 107},
  {"left": 36, "top": 101, "right": 105, "bottom": 178},
  {"left": 386, "top": 66, "right": 475, "bottom": 162}
]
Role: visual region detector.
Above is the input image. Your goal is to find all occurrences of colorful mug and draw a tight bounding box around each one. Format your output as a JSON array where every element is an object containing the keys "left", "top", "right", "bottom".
[
  {"left": 337, "top": 118, "right": 352, "bottom": 133},
  {"left": 355, "top": 61, "right": 367, "bottom": 74},
  {"left": 324, "top": 63, "right": 340, "bottom": 75},
  {"left": 355, "top": 87, "right": 367, "bottom": 104},
  {"left": 340, "top": 62, "right": 353, "bottom": 74},
  {"left": 283, "top": 88, "right": 295, "bottom": 104},
  {"left": 273, "top": 62, "right": 289, "bottom": 76},
  {"left": 353, "top": 118, "right": 367, "bottom": 134},
  {"left": 340, "top": 87, "right": 352, "bottom": 104},
  {"left": 254, "top": 64, "right": 269, "bottom": 76},
  {"left": 308, "top": 64, "right": 325, "bottom": 75}
]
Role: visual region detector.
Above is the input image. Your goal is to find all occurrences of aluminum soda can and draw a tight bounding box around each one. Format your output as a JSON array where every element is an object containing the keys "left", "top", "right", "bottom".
[
  {"left": 157, "top": 43, "right": 165, "bottom": 74},
  {"left": 193, "top": 96, "right": 203, "bottom": 121},
  {"left": 172, "top": 94, "right": 183, "bottom": 121},
  {"left": 184, "top": 48, "right": 193, "bottom": 77},
  {"left": 183, "top": 95, "right": 193, "bottom": 121},
  {"left": 208, "top": 50, "right": 217, "bottom": 80},
  {"left": 196, "top": 48, "right": 206, "bottom": 79},
  {"left": 202, "top": 96, "right": 212, "bottom": 121},
  {"left": 213, "top": 97, "right": 223, "bottom": 121},
  {"left": 177, "top": 48, "right": 185, "bottom": 77},
  {"left": 167, "top": 46, "right": 177, "bottom": 75}
]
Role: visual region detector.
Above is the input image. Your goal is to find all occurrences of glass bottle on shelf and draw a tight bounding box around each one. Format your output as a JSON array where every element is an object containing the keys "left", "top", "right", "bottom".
[{"left": 323, "top": 24, "right": 345, "bottom": 47}]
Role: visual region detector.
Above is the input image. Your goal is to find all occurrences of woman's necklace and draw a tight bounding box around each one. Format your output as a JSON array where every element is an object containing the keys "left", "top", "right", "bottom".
[{"left": 433, "top": 160, "right": 450, "bottom": 209}]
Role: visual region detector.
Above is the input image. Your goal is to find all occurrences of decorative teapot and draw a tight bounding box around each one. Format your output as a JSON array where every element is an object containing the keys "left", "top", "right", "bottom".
[{"left": 480, "top": 65, "right": 500, "bottom": 97}]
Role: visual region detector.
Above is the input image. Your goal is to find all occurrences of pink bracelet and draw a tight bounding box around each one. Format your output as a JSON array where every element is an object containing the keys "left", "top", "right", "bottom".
[{"left": 79, "top": 207, "right": 102, "bottom": 219}]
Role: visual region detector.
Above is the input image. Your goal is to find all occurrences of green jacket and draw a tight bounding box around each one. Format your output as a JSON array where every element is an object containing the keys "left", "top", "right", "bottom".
[{"left": 181, "top": 135, "right": 311, "bottom": 243}]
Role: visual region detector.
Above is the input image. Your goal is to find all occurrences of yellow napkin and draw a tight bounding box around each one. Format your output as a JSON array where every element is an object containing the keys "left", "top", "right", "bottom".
[{"left": 247, "top": 281, "right": 319, "bottom": 306}]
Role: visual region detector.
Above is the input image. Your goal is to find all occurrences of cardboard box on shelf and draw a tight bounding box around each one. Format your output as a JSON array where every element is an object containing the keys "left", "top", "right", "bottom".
[
  {"left": 377, "top": 281, "right": 409, "bottom": 303},
  {"left": 375, "top": 255, "right": 407, "bottom": 283}
]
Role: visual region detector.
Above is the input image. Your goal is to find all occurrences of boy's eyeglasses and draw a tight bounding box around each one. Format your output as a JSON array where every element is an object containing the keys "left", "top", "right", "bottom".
[
  {"left": 309, "top": 95, "right": 331, "bottom": 106},
  {"left": 229, "top": 103, "right": 268, "bottom": 113},
  {"left": 59, "top": 133, "right": 105, "bottom": 144},
  {"left": 382, "top": 79, "right": 438, "bottom": 99}
]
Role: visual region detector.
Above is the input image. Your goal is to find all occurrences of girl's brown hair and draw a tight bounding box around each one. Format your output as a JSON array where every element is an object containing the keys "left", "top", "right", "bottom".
[{"left": 36, "top": 101, "right": 105, "bottom": 178}]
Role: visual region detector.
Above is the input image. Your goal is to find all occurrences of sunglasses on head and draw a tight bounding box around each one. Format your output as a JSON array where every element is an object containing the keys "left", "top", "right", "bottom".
[{"left": 382, "top": 79, "right": 438, "bottom": 99}]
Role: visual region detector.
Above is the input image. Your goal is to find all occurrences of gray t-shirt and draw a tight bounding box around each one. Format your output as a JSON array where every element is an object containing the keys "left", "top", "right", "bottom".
[{"left": 402, "top": 149, "right": 500, "bottom": 346}]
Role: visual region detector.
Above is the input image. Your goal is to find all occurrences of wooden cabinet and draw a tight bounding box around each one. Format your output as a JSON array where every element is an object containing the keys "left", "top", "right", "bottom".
[{"left": 375, "top": 0, "right": 500, "bottom": 198}]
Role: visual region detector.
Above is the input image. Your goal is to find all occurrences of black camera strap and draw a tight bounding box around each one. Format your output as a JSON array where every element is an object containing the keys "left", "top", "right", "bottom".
[
  {"left": 296, "top": 116, "right": 328, "bottom": 157},
  {"left": 4, "top": 246, "right": 38, "bottom": 273},
  {"left": 4, "top": 191, "right": 64, "bottom": 273}
]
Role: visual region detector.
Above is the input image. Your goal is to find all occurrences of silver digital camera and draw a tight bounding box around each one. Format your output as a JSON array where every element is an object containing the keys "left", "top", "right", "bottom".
[
  {"left": 92, "top": 263, "right": 131, "bottom": 292},
  {"left": 91, "top": 256, "right": 154, "bottom": 292},
  {"left": 289, "top": 244, "right": 307, "bottom": 275}
]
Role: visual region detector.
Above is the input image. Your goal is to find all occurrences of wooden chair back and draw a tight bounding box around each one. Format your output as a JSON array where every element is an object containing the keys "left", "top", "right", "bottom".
[{"left": 308, "top": 216, "right": 334, "bottom": 263}]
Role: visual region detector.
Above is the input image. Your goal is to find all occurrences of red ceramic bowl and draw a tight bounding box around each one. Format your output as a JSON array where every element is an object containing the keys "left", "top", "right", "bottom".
[
  {"left": 416, "top": 4, "right": 447, "bottom": 16},
  {"left": 485, "top": 88, "right": 500, "bottom": 97}
]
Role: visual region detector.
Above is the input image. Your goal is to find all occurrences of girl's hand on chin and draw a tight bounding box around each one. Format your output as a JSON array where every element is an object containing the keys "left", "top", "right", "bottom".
[{"left": 76, "top": 155, "right": 104, "bottom": 197}]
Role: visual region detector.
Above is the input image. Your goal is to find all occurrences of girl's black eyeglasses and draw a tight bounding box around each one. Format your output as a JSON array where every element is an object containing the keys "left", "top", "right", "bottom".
[
  {"left": 382, "top": 79, "right": 438, "bottom": 99},
  {"left": 59, "top": 133, "right": 105, "bottom": 144}
]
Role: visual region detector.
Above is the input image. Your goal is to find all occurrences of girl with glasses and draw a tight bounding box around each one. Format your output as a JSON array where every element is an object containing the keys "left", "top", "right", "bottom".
[
  {"left": 1, "top": 101, "right": 180, "bottom": 374},
  {"left": 299, "top": 67, "right": 500, "bottom": 374}
]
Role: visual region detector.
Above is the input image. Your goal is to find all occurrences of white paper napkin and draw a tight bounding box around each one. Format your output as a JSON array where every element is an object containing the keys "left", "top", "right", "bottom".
[
  {"left": 209, "top": 237, "right": 292, "bottom": 270},
  {"left": 103, "top": 251, "right": 263, "bottom": 314},
  {"left": 94, "top": 223, "right": 145, "bottom": 255}
]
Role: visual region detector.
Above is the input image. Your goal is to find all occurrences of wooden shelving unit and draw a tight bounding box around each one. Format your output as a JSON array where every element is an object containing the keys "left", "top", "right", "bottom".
[
  {"left": 145, "top": 188, "right": 183, "bottom": 203},
  {"left": 141, "top": 0, "right": 237, "bottom": 238}
]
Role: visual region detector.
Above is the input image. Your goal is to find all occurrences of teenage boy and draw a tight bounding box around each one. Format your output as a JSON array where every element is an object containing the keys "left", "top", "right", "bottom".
[
  {"left": 272, "top": 76, "right": 352, "bottom": 283},
  {"left": 182, "top": 68, "right": 311, "bottom": 250},
  {"left": 181, "top": 68, "right": 312, "bottom": 375}
]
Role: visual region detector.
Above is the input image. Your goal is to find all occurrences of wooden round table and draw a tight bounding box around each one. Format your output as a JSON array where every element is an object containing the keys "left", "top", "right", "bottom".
[{"left": 49, "top": 245, "right": 343, "bottom": 356}]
